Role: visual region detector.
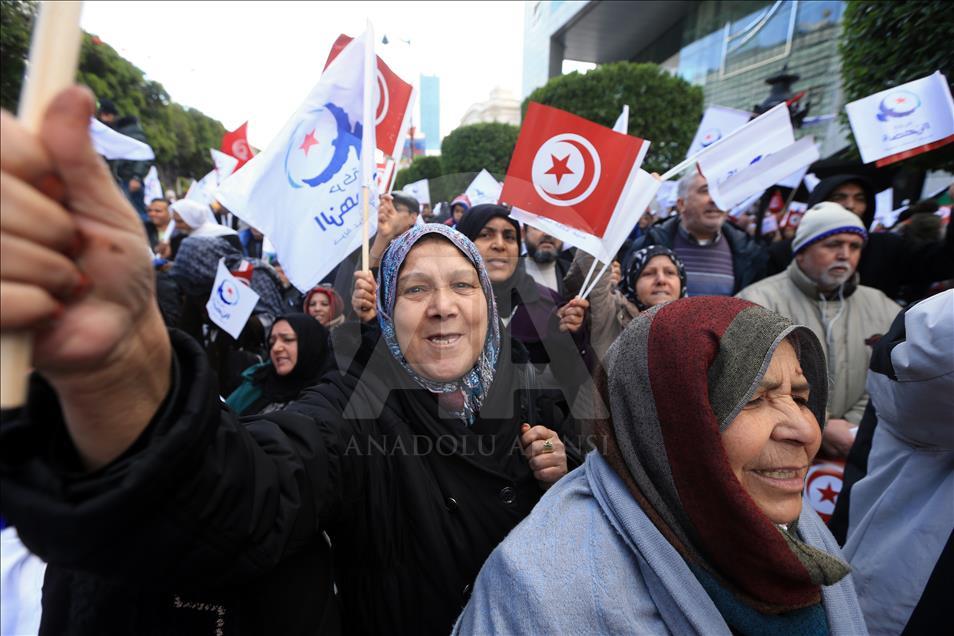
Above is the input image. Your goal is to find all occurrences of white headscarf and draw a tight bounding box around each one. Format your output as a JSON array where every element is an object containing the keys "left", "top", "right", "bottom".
[{"left": 170, "top": 199, "right": 236, "bottom": 238}]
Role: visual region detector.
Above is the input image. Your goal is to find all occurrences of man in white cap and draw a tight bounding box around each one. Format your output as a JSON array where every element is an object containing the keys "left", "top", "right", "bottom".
[{"left": 737, "top": 202, "right": 900, "bottom": 458}]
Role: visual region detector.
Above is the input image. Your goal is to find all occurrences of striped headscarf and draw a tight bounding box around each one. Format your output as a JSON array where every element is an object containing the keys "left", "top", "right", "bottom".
[
  {"left": 376, "top": 223, "right": 501, "bottom": 424},
  {"left": 598, "top": 296, "right": 848, "bottom": 625}
]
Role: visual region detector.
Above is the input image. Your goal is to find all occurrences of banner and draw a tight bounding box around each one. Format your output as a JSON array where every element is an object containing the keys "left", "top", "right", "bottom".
[
  {"left": 216, "top": 32, "right": 377, "bottom": 292},
  {"left": 845, "top": 71, "right": 954, "bottom": 165},
  {"left": 402, "top": 178, "right": 431, "bottom": 205},
  {"left": 701, "top": 132, "right": 819, "bottom": 212},
  {"left": 685, "top": 105, "right": 752, "bottom": 159},
  {"left": 465, "top": 169, "right": 502, "bottom": 206},
  {"left": 325, "top": 33, "right": 415, "bottom": 161},
  {"left": 221, "top": 122, "right": 253, "bottom": 169},
  {"left": 206, "top": 259, "right": 260, "bottom": 339},
  {"left": 143, "top": 165, "right": 163, "bottom": 204},
  {"left": 89, "top": 118, "right": 155, "bottom": 161},
  {"left": 501, "top": 102, "right": 649, "bottom": 237}
]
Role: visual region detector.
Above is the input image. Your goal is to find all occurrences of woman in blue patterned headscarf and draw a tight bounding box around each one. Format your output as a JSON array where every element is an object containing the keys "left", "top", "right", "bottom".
[{"left": 376, "top": 223, "right": 500, "bottom": 424}]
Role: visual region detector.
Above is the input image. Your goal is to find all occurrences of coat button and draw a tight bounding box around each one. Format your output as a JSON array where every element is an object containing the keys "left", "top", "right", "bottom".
[
  {"left": 445, "top": 496, "right": 459, "bottom": 512},
  {"left": 498, "top": 486, "right": 515, "bottom": 505}
]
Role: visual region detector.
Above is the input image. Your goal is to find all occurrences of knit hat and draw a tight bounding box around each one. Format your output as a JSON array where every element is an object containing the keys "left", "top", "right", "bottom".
[{"left": 792, "top": 202, "right": 867, "bottom": 255}]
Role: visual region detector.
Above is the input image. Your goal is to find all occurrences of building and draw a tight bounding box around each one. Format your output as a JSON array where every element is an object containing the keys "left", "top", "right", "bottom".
[
  {"left": 458, "top": 87, "right": 522, "bottom": 128},
  {"left": 522, "top": 1, "right": 850, "bottom": 156},
  {"left": 419, "top": 74, "right": 441, "bottom": 153}
]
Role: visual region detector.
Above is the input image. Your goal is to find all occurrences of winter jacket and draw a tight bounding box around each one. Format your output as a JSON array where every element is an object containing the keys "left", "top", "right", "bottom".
[
  {"left": 767, "top": 175, "right": 954, "bottom": 299},
  {"left": 0, "top": 329, "right": 580, "bottom": 636},
  {"left": 628, "top": 216, "right": 768, "bottom": 294},
  {"left": 737, "top": 261, "right": 900, "bottom": 423}
]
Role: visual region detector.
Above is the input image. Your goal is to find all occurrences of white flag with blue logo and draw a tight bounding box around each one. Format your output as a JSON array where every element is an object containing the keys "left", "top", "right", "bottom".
[
  {"left": 216, "top": 32, "right": 377, "bottom": 292},
  {"left": 206, "top": 259, "right": 260, "bottom": 340},
  {"left": 845, "top": 71, "right": 954, "bottom": 164},
  {"left": 465, "top": 169, "right": 502, "bottom": 206},
  {"left": 89, "top": 118, "right": 155, "bottom": 161},
  {"left": 402, "top": 178, "right": 430, "bottom": 205},
  {"left": 685, "top": 105, "right": 752, "bottom": 159}
]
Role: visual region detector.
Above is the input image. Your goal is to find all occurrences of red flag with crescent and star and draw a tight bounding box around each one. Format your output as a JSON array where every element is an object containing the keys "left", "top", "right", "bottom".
[
  {"left": 324, "top": 34, "right": 415, "bottom": 161},
  {"left": 221, "top": 122, "right": 253, "bottom": 170},
  {"left": 501, "top": 102, "right": 648, "bottom": 237}
]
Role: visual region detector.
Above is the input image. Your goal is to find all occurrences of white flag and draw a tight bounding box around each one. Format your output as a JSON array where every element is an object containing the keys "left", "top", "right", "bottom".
[
  {"left": 804, "top": 172, "right": 821, "bottom": 192},
  {"left": 216, "top": 32, "right": 378, "bottom": 292},
  {"left": 89, "top": 118, "right": 155, "bottom": 161},
  {"left": 613, "top": 105, "right": 629, "bottom": 134},
  {"left": 143, "top": 166, "right": 164, "bottom": 203},
  {"left": 845, "top": 71, "right": 954, "bottom": 164},
  {"left": 685, "top": 105, "right": 752, "bottom": 159},
  {"left": 211, "top": 148, "right": 240, "bottom": 185},
  {"left": 206, "top": 259, "right": 260, "bottom": 339},
  {"left": 872, "top": 188, "right": 897, "bottom": 229},
  {"left": 402, "top": 178, "right": 431, "bottom": 205},
  {"left": 704, "top": 136, "right": 820, "bottom": 212},
  {"left": 776, "top": 165, "right": 809, "bottom": 189},
  {"left": 465, "top": 169, "right": 502, "bottom": 206},
  {"left": 185, "top": 170, "right": 219, "bottom": 208}
]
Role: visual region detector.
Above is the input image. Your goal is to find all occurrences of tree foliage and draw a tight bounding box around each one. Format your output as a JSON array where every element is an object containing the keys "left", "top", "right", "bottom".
[
  {"left": 522, "top": 62, "right": 703, "bottom": 174},
  {"left": 0, "top": 0, "right": 226, "bottom": 186},
  {"left": 440, "top": 122, "right": 519, "bottom": 176},
  {"left": 839, "top": 1, "right": 953, "bottom": 170},
  {"left": 393, "top": 155, "right": 443, "bottom": 191}
]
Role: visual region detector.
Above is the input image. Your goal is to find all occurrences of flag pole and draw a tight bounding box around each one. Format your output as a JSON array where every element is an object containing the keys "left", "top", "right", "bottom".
[
  {"left": 1, "top": 1, "right": 84, "bottom": 410},
  {"left": 360, "top": 21, "right": 376, "bottom": 272},
  {"left": 577, "top": 255, "right": 600, "bottom": 300},
  {"left": 581, "top": 260, "right": 611, "bottom": 301}
]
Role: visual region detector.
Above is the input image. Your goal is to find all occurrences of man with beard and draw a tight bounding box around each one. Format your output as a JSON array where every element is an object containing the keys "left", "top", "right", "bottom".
[
  {"left": 737, "top": 202, "right": 900, "bottom": 459},
  {"left": 523, "top": 225, "right": 571, "bottom": 296}
]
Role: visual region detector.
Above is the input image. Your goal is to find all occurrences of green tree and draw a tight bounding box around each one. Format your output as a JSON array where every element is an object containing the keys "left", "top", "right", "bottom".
[
  {"left": 393, "top": 155, "right": 443, "bottom": 190},
  {"left": 0, "top": 2, "right": 226, "bottom": 187},
  {"left": 839, "top": 0, "right": 953, "bottom": 170},
  {"left": 522, "top": 62, "right": 703, "bottom": 174},
  {"left": 0, "top": 0, "right": 36, "bottom": 112},
  {"left": 440, "top": 122, "right": 519, "bottom": 176}
]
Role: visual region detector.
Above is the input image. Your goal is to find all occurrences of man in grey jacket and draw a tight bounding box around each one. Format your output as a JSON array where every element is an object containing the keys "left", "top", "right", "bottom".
[{"left": 737, "top": 202, "right": 900, "bottom": 458}]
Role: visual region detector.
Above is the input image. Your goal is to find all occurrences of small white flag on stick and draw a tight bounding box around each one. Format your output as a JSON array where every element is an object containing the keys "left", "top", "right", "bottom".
[
  {"left": 143, "top": 165, "right": 164, "bottom": 203},
  {"left": 685, "top": 105, "right": 752, "bottom": 159},
  {"left": 206, "top": 260, "right": 260, "bottom": 339},
  {"left": 465, "top": 169, "right": 503, "bottom": 206},
  {"left": 402, "top": 178, "right": 431, "bottom": 205},
  {"left": 89, "top": 117, "right": 155, "bottom": 161}
]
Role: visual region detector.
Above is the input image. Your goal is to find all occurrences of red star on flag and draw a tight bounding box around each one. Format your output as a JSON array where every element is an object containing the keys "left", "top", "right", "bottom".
[
  {"left": 299, "top": 129, "right": 319, "bottom": 156},
  {"left": 545, "top": 154, "right": 573, "bottom": 185},
  {"left": 818, "top": 483, "right": 839, "bottom": 503}
]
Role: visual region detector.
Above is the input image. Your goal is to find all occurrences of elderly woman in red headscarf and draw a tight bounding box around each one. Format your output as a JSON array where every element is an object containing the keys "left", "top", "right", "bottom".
[{"left": 455, "top": 296, "right": 866, "bottom": 635}]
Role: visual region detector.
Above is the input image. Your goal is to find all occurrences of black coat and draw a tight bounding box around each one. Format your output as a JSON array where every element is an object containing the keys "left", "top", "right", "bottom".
[
  {"left": 0, "top": 329, "right": 579, "bottom": 636},
  {"left": 626, "top": 215, "right": 769, "bottom": 294}
]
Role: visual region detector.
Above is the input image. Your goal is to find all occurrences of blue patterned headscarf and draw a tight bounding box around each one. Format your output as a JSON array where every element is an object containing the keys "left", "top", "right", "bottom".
[{"left": 377, "top": 223, "right": 501, "bottom": 424}]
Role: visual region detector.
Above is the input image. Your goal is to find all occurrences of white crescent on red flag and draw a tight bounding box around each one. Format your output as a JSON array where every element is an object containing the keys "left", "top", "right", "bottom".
[
  {"left": 221, "top": 122, "right": 253, "bottom": 169},
  {"left": 501, "top": 102, "right": 648, "bottom": 238},
  {"left": 325, "top": 34, "right": 415, "bottom": 161}
]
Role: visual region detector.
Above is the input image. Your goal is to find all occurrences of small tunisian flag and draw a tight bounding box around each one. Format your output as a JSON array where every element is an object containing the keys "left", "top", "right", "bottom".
[
  {"left": 325, "top": 34, "right": 415, "bottom": 161},
  {"left": 501, "top": 102, "right": 648, "bottom": 237},
  {"left": 221, "top": 122, "right": 253, "bottom": 169}
]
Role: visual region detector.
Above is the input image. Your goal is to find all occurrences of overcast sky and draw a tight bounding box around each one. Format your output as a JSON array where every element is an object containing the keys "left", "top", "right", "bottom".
[{"left": 80, "top": 1, "right": 526, "bottom": 149}]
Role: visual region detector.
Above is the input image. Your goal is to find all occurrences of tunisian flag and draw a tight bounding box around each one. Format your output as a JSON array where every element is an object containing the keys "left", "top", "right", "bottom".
[
  {"left": 324, "top": 34, "right": 415, "bottom": 160},
  {"left": 221, "top": 122, "right": 253, "bottom": 169},
  {"left": 501, "top": 102, "right": 648, "bottom": 237}
]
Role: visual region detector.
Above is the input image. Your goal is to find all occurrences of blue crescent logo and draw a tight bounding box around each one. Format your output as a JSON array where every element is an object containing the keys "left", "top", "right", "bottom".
[
  {"left": 877, "top": 90, "right": 921, "bottom": 121},
  {"left": 217, "top": 280, "right": 239, "bottom": 306},
  {"left": 284, "top": 102, "right": 363, "bottom": 189}
]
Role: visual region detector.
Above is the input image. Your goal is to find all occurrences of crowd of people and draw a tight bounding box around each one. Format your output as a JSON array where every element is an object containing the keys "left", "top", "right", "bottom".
[{"left": 1, "top": 86, "right": 952, "bottom": 635}]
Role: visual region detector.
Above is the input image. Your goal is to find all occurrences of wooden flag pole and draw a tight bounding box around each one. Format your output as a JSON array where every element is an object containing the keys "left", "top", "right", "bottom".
[
  {"left": 1, "top": 1, "right": 84, "bottom": 409},
  {"left": 360, "top": 21, "right": 375, "bottom": 272}
]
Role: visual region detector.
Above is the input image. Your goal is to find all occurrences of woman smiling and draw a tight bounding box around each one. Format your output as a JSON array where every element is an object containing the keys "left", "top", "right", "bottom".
[{"left": 456, "top": 296, "right": 866, "bottom": 635}]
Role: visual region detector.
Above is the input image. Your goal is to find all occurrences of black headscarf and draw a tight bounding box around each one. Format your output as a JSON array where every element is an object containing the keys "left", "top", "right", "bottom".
[
  {"left": 620, "top": 245, "right": 688, "bottom": 311},
  {"left": 257, "top": 313, "right": 333, "bottom": 405},
  {"left": 456, "top": 204, "right": 540, "bottom": 318}
]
